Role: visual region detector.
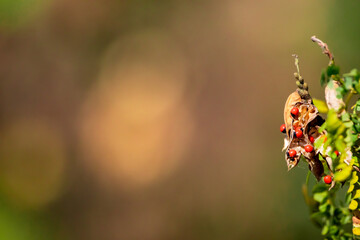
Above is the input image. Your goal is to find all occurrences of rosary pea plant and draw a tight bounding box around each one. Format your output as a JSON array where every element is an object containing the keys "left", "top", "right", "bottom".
[{"left": 282, "top": 36, "right": 360, "bottom": 240}]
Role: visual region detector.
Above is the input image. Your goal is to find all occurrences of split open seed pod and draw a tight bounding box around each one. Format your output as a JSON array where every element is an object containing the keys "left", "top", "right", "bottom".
[{"left": 283, "top": 90, "right": 327, "bottom": 180}]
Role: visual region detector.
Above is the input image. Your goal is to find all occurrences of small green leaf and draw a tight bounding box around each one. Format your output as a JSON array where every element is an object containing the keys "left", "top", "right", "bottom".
[
  {"left": 334, "top": 165, "right": 352, "bottom": 182},
  {"left": 321, "top": 69, "right": 327, "bottom": 86},
  {"left": 335, "top": 125, "right": 346, "bottom": 136},
  {"left": 327, "top": 65, "right": 340, "bottom": 77},
  {"left": 344, "top": 77, "right": 353, "bottom": 90},
  {"left": 341, "top": 214, "right": 352, "bottom": 225},
  {"left": 350, "top": 172, "right": 358, "bottom": 185},
  {"left": 335, "top": 136, "right": 346, "bottom": 153},
  {"left": 343, "top": 69, "right": 359, "bottom": 78},
  {"left": 355, "top": 82, "right": 360, "bottom": 93},
  {"left": 349, "top": 199, "right": 358, "bottom": 210},
  {"left": 313, "top": 99, "right": 329, "bottom": 114},
  {"left": 314, "top": 191, "right": 328, "bottom": 203},
  {"left": 342, "top": 113, "right": 350, "bottom": 121},
  {"left": 319, "top": 202, "right": 329, "bottom": 212},
  {"left": 329, "top": 205, "right": 335, "bottom": 216},
  {"left": 336, "top": 86, "right": 346, "bottom": 98},
  {"left": 313, "top": 184, "right": 329, "bottom": 193},
  {"left": 343, "top": 121, "right": 353, "bottom": 128},
  {"left": 326, "top": 110, "right": 343, "bottom": 133},
  {"left": 314, "top": 135, "right": 328, "bottom": 149},
  {"left": 329, "top": 225, "right": 339, "bottom": 235},
  {"left": 322, "top": 225, "right": 329, "bottom": 235},
  {"left": 353, "top": 190, "right": 360, "bottom": 199},
  {"left": 348, "top": 183, "right": 355, "bottom": 193},
  {"left": 310, "top": 211, "right": 324, "bottom": 219}
]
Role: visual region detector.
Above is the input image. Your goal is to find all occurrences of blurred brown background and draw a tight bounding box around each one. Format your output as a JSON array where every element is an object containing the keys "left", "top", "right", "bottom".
[{"left": 0, "top": 0, "right": 359, "bottom": 239}]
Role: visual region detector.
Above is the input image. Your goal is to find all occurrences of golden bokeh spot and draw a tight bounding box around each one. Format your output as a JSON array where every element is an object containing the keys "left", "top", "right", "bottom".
[{"left": 79, "top": 31, "right": 193, "bottom": 189}]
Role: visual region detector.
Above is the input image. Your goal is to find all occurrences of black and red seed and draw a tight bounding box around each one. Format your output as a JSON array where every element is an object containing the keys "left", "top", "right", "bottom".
[
  {"left": 290, "top": 107, "right": 299, "bottom": 117},
  {"left": 280, "top": 124, "right": 286, "bottom": 133}
]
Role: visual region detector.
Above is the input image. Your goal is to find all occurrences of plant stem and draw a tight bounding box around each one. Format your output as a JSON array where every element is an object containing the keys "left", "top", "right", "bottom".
[
  {"left": 345, "top": 90, "right": 355, "bottom": 109},
  {"left": 306, "top": 170, "right": 311, "bottom": 186}
]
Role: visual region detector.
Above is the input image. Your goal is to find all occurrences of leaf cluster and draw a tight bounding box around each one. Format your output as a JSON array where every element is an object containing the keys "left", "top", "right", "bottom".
[{"left": 307, "top": 65, "right": 360, "bottom": 239}]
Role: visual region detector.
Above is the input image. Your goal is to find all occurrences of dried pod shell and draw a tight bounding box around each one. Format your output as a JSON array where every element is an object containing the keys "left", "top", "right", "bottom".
[
  {"left": 283, "top": 91, "right": 327, "bottom": 180},
  {"left": 325, "top": 80, "right": 345, "bottom": 112},
  {"left": 284, "top": 91, "right": 302, "bottom": 137},
  {"left": 305, "top": 154, "right": 324, "bottom": 181}
]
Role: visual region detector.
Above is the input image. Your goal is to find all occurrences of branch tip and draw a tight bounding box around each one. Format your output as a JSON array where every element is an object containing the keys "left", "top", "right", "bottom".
[{"left": 311, "top": 35, "right": 334, "bottom": 65}]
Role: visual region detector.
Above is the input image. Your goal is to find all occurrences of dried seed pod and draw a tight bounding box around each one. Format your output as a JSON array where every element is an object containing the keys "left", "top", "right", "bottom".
[
  {"left": 282, "top": 55, "right": 329, "bottom": 180},
  {"left": 283, "top": 90, "right": 326, "bottom": 180},
  {"left": 325, "top": 80, "right": 345, "bottom": 113},
  {"left": 284, "top": 91, "right": 302, "bottom": 138}
]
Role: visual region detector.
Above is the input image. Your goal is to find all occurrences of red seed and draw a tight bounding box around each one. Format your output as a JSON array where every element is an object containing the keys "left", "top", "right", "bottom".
[
  {"left": 288, "top": 149, "right": 297, "bottom": 158},
  {"left": 324, "top": 175, "right": 332, "bottom": 184},
  {"left": 295, "top": 127, "right": 303, "bottom": 138},
  {"left": 304, "top": 145, "right": 314, "bottom": 153},
  {"left": 291, "top": 107, "right": 299, "bottom": 117},
  {"left": 334, "top": 150, "right": 340, "bottom": 157},
  {"left": 280, "top": 124, "right": 286, "bottom": 133},
  {"left": 309, "top": 136, "right": 315, "bottom": 143}
]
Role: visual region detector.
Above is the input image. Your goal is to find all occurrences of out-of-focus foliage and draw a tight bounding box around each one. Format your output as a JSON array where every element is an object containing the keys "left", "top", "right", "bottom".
[{"left": 307, "top": 63, "right": 360, "bottom": 239}]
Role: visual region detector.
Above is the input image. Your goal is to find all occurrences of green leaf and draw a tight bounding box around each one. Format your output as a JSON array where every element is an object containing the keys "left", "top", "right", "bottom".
[
  {"left": 335, "top": 125, "right": 346, "bottom": 136},
  {"left": 329, "top": 225, "right": 339, "bottom": 235},
  {"left": 322, "top": 225, "right": 329, "bottom": 235},
  {"left": 313, "top": 184, "right": 329, "bottom": 193},
  {"left": 349, "top": 199, "right": 358, "bottom": 210},
  {"left": 335, "top": 136, "right": 346, "bottom": 153},
  {"left": 344, "top": 232, "right": 354, "bottom": 237},
  {"left": 310, "top": 211, "right": 324, "bottom": 219},
  {"left": 313, "top": 99, "right": 329, "bottom": 114},
  {"left": 344, "top": 128, "right": 354, "bottom": 145},
  {"left": 353, "top": 156, "right": 359, "bottom": 166},
  {"left": 314, "top": 191, "right": 328, "bottom": 203},
  {"left": 344, "top": 77, "right": 353, "bottom": 90},
  {"left": 356, "top": 82, "right": 360, "bottom": 93},
  {"left": 341, "top": 214, "right": 352, "bottom": 225},
  {"left": 353, "top": 189, "right": 360, "bottom": 199},
  {"left": 319, "top": 202, "right": 329, "bottom": 212},
  {"left": 315, "top": 135, "right": 327, "bottom": 149},
  {"left": 334, "top": 165, "right": 352, "bottom": 182},
  {"left": 327, "top": 80, "right": 334, "bottom": 89},
  {"left": 321, "top": 69, "right": 327, "bottom": 87},
  {"left": 327, "top": 65, "right": 340, "bottom": 77},
  {"left": 350, "top": 172, "right": 358, "bottom": 185},
  {"left": 326, "top": 110, "right": 343, "bottom": 133},
  {"left": 343, "top": 69, "right": 359, "bottom": 78},
  {"left": 336, "top": 86, "right": 347, "bottom": 99},
  {"left": 343, "top": 121, "right": 353, "bottom": 128},
  {"left": 354, "top": 124, "right": 360, "bottom": 133},
  {"left": 342, "top": 113, "right": 350, "bottom": 121}
]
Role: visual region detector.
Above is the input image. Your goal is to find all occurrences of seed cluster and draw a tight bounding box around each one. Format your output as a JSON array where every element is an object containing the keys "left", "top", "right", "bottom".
[{"left": 281, "top": 90, "right": 327, "bottom": 181}]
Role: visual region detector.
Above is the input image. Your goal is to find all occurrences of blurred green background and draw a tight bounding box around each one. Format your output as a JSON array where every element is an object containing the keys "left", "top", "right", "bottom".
[{"left": 0, "top": 0, "right": 359, "bottom": 239}]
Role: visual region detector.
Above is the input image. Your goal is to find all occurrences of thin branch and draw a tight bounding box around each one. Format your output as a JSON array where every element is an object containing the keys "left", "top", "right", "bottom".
[
  {"left": 311, "top": 35, "right": 334, "bottom": 66},
  {"left": 292, "top": 54, "right": 301, "bottom": 77}
]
